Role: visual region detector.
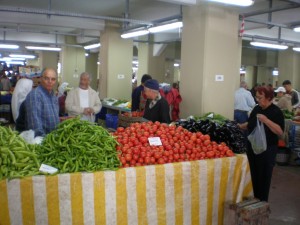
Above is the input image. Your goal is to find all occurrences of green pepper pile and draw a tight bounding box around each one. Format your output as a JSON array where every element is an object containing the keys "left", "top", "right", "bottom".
[
  {"left": 0, "top": 126, "right": 40, "bottom": 180},
  {"left": 36, "top": 117, "right": 121, "bottom": 173}
]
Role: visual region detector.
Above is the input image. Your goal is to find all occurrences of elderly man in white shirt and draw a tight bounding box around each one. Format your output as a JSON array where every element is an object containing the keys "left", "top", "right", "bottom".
[
  {"left": 234, "top": 81, "right": 256, "bottom": 123},
  {"left": 65, "top": 72, "right": 101, "bottom": 122}
]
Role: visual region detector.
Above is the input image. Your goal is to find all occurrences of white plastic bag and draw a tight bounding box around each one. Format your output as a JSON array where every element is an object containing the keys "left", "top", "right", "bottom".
[
  {"left": 247, "top": 118, "right": 267, "bottom": 154},
  {"left": 19, "top": 130, "right": 44, "bottom": 144}
]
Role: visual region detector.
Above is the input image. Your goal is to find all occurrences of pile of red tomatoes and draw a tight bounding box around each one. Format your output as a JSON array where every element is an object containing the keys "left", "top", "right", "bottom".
[{"left": 113, "top": 121, "right": 235, "bottom": 168}]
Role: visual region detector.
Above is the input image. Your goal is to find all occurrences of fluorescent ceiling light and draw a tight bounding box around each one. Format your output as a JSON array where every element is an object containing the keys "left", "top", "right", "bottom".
[
  {"left": 84, "top": 43, "right": 101, "bottom": 50},
  {"left": 0, "top": 44, "right": 19, "bottom": 49},
  {"left": 132, "top": 60, "right": 138, "bottom": 65},
  {"left": 250, "top": 42, "right": 288, "bottom": 50},
  {"left": 25, "top": 46, "right": 61, "bottom": 51},
  {"left": 148, "top": 21, "right": 183, "bottom": 33},
  {"left": 174, "top": 63, "right": 180, "bottom": 67},
  {"left": 121, "top": 30, "right": 149, "bottom": 39},
  {"left": 293, "top": 27, "right": 300, "bottom": 32},
  {"left": 9, "top": 54, "right": 35, "bottom": 59},
  {"left": 2, "top": 57, "right": 25, "bottom": 61},
  {"left": 293, "top": 47, "right": 300, "bottom": 52},
  {"left": 209, "top": 0, "right": 254, "bottom": 6},
  {"left": 85, "top": 53, "right": 89, "bottom": 57},
  {"left": 6, "top": 61, "right": 24, "bottom": 65}
]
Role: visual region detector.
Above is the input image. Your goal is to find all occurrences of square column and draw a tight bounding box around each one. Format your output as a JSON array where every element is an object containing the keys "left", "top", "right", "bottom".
[{"left": 180, "top": 4, "right": 241, "bottom": 119}]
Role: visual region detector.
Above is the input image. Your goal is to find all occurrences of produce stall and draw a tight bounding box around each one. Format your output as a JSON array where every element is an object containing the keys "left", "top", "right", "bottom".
[{"left": 0, "top": 154, "right": 252, "bottom": 225}]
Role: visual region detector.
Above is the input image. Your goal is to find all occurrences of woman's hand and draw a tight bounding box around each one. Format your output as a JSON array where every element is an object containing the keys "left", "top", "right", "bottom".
[{"left": 257, "top": 113, "right": 283, "bottom": 136}]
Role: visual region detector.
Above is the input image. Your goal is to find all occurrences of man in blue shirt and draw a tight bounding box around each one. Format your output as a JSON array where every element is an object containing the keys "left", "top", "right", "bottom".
[{"left": 25, "top": 68, "right": 59, "bottom": 136}]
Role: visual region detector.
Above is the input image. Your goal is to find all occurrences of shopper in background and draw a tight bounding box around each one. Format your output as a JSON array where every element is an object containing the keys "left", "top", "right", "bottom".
[
  {"left": 0, "top": 73, "right": 12, "bottom": 91},
  {"left": 239, "top": 86, "right": 284, "bottom": 201},
  {"left": 143, "top": 79, "right": 170, "bottom": 124},
  {"left": 57, "top": 82, "right": 69, "bottom": 116},
  {"left": 234, "top": 81, "right": 256, "bottom": 123},
  {"left": 131, "top": 74, "right": 152, "bottom": 112},
  {"left": 65, "top": 72, "right": 101, "bottom": 122},
  {"left": 282, "top": 80, "right": 299, "bottom": 108},
  {"left": 273, "top": 86, "right": 292, "bottom": 112},
  {"left": 25, "top": 68, "right": 59, "bottom": 136},
  {"left": 11, "top": 78, "right": 33, "bottom": 132}
]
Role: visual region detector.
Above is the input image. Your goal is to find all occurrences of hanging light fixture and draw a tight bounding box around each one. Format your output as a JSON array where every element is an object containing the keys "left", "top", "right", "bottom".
[
  {"left": 84, "top": 43, "right": 101, "bottom": 50},
  {"left": 121, "top": 29, "right": 149, "bottom": 39},
  {"left": 250, "top": 41, "right": 288, "bottom": 50},
  {"left": 0, "top": 44, "right": 19, "bottom": 49},
  {"left": 209, "top": 0, "right": 254, "bottom": 6},
  {"left": 293, "top": 47, "right": 300, "bottom": 52},
  {"left": 9, "top": 54, "right": 36, "bottom": 59},
  {"left": 293, "top": 26, "right": 300, "bottom": 32},
  {"left": 148, "top": 21, "right": 183, "bottom": 33},
  {"left": 25, "top": 46, "right": 61, "bottom": 51}
]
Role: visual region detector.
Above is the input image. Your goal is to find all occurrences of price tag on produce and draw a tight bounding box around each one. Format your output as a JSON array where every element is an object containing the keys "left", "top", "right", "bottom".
[
  {"left": 39, "top": 164, "right": 58, "bottom": 174},
  {"left": 148, "top": 137, "right": 162, "bottom": 146}
]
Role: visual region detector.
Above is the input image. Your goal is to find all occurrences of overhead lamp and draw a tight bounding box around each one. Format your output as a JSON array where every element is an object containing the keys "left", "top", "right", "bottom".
[
  {"left": 84, "top": 43, "right": 101, "bottom": 50},
  {"left": 250, "top": 41, "right": 288, "bottom": 50},
  {"left": 148, "top": 21, "right": 183, "bottom": 33},
  {"left": 209, "top": 0, "right": 254, "bottom": 6},
  {"left": 0, "top": 44, "right": 19, "bottom": 49},
  {"left": 293, "top": 47, "right": 300, "bottom": 52},
  {"left": 2, "top": 57, "right": 25, "bottom": 61},
  {"left": 293, "top": 26, "right": 300, "bottom": 32},
  {"left": 272, "top": 68, "right": 279, "bottom": 76},
  {"left": 25, "top": 46, "right": 61, "bottom": 51},
  {"left": 6, "top": 61, "right": 24, "bottom": 65},
  {"left": 121, "top": 29, "right": 149, "bottom": 39},
  {"left": 9, "top": 54, "right": 35, "bottom": 59},
  {"left": 174, "top": 63, "right": 180, "bottom": 67}
]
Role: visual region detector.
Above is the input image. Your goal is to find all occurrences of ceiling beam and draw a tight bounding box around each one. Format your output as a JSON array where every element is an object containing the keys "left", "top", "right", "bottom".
[{"left": 242, "top": 4, "right": 300, "bottom": 17}]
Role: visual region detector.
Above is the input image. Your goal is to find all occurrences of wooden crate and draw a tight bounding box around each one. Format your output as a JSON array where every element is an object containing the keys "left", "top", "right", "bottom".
[
  {"left": 224, "top": 199, "right": 270, "bottom": 225},
  {"left": 224, "top": 198, "right": 260, "bottom": 225}
]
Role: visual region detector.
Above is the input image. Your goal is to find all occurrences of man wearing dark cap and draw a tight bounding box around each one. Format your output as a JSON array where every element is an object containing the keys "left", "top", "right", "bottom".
[
  {"left": 131, "top": 74, "right": 152, "bottom": 112},
  {"left": 282, "top": 80, "right": 299, "bottom": 108},
  {"left": 143, "top": 79, "right": 170, "bottom": 124}
]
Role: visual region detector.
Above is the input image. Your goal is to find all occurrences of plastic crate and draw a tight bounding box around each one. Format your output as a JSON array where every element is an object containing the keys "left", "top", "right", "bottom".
[
  {"left": 276, "top": 147, "right": 291, "bottom": 166},
  {"left": 105, "top": 114, "right": 118, "bottom": 130},
  {"left": 118, "top": 113, "right": 145, "bottom": 127}
]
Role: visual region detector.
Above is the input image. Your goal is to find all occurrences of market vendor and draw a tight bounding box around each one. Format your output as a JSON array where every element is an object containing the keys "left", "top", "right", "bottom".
[
  {"left": 65, "top": 72, "right": 101, "bottom": 122},
  {"left": 131, "top": 74, "right": 152, "bottom": 112},
  {"left": 143, "top": 79, "right": 170, "bottom": 124},
  {"left": 25, "top": 68, "right": 59, "bottom": 136}
]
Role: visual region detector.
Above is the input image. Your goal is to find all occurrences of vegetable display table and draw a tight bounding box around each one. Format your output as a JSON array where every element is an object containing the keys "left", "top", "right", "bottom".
[
  {"left": 0, "top": 154, "right": 252, "bottom": 225},
  {"left": 102, "top": 102, "right": 131, "bottom": 115}
]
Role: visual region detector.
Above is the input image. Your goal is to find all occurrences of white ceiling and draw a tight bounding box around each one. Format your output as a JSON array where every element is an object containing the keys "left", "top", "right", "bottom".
[{"left": 0, "top": 0, "right": 300, "bottom": 56}]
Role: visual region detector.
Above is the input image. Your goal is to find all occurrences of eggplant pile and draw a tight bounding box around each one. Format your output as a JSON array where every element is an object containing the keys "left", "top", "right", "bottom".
[{"left": 175, "top": 118, "right": 247, "bottom": 153}]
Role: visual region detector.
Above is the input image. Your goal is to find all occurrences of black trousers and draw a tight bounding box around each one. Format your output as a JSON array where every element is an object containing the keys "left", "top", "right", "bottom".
[{"left": 246, "top": 143, "right": 277, "bottom": 202}]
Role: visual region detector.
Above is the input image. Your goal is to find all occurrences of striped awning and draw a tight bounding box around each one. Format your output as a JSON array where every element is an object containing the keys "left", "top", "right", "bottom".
[{"left": 0, "top": 154, "right": 252, "bottom": 225}]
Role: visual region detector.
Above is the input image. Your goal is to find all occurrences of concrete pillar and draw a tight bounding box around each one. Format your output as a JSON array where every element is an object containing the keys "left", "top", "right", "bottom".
[
  {"left": 61, "top": 36, "right": 86, "bottom": 88},
  {"left": 85, "top": 52, "right": 98, "bottom": 90},
  {"left": 278, "top": 49, "right": 300, "bottom": 90},
  {"left": 99, "top": 24, "right": 133, "bottom": 100},
  {"left": 180, "top": 4, "right": 241, "bottom": 119},
  {"left": 137, "top": 41, "right": 150, "bottom": 85}
]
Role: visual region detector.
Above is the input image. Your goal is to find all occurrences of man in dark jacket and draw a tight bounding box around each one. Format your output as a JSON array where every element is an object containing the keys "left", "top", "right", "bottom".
[
  {"left": 143, "top": 79, "right": 170, "bottom": 124},
  {"left": 131, "top": 74, "right": 152, "bottom": 112}
]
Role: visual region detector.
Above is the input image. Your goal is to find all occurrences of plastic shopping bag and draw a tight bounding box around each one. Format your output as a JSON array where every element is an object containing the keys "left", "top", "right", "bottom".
[{"left": 247, "top": 118, "right": 267, "bottom": 154}]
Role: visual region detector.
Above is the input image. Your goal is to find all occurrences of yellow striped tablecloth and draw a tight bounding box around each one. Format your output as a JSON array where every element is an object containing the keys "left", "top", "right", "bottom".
[{"left": 0, "top": 154, "right": 252, "bottom": 225}]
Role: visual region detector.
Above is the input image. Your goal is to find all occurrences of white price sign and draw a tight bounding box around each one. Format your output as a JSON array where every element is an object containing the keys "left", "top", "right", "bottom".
[
  {"left": 148, "top": 137, "right": 162, "bottom": 146},
  {"left": 39, "top": 164, "right": 58, "bottom": 174}
]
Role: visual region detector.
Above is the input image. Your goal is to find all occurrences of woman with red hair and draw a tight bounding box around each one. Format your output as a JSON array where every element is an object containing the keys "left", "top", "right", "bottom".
[{"left": 239, "top": 86, "right": 284, "bottom": 201}]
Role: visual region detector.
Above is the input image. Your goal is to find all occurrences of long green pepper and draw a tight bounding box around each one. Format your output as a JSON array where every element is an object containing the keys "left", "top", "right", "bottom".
[{"left": 36, "top": 117, "right": 121, "bottom": 174}]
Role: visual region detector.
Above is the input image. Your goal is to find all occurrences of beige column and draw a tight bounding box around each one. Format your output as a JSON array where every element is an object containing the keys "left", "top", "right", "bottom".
[
  {"left": 61, "top": 36, "right": 86, "bottom": 88},
  {"left": 85, "top": 52, "right": 98, "bottom": 90},
  {"left": 99, "top": 24, "right": 133, "bottom": 100},
  {"left": 278, "top": 49, "right": 300, "bottom": 90},
  {"left": 137, "top": 41, "right": 150, "bottom": 85},
  {"left": 180, "top": 4, "right": 241, "bottom": 119}
]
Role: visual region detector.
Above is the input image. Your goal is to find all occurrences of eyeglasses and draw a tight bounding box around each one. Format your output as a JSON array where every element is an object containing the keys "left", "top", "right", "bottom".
[
  {"left": 255, "top": 96, "right": 264, "bottom": 101},
  {"left": 42, "top": 76, "right": 56, "bottom": 82}
]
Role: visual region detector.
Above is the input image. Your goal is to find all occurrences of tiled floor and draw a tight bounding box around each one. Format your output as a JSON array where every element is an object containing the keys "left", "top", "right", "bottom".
[{"left": 268, "top": 163, "right": 300, "bottom": 225}]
